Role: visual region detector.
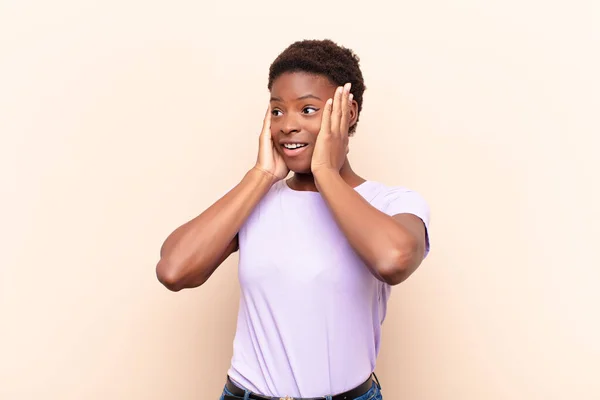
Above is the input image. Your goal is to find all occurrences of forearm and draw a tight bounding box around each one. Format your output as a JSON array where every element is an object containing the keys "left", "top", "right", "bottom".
[
  {"left": 157, "top": 167, "right": 273, "bottom": 290},
  {"left": 315, "top": 170, "right": 419, "bottom": 284}
]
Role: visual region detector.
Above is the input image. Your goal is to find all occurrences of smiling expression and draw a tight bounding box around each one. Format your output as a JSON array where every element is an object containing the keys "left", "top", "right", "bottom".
[{"left": 269, "top": 71, "right": 357, "bottom": 174}]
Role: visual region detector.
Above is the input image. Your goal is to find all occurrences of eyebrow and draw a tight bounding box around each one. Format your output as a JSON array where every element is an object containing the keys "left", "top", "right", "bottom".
[{"left": 270, "top": 94, "right": 323, "bottom": 102}]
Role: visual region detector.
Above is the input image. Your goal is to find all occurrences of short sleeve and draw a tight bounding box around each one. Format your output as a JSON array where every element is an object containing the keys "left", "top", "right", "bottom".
[{"left": 382, "top": 187, "right": 431, "bottom": 258}]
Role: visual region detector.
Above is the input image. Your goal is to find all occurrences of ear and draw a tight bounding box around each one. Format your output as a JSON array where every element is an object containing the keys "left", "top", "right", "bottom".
[{"left": 348, "top": 98, "right": 358, "bottom": 130}]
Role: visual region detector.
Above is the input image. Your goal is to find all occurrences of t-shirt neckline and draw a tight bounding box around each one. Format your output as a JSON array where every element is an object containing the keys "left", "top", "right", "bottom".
[{"left": 282, "top": 179, "right": 371, "bottom": 194}]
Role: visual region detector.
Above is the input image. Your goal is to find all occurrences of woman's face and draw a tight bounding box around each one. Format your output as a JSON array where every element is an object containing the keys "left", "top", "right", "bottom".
[{"left": 269, "top": 71, "right": 355, "bottom": 174}]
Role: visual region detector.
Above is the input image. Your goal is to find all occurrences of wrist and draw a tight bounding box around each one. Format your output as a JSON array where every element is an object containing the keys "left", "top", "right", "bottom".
[
  {"left": 313, "top": 167, "right": 339, "bottom": 179},
  {"left": 249, "top": 166, "right": 278, "bottom": 187},
  {"left": 313, "top": 167, "right": 341, "bottom": 190}
]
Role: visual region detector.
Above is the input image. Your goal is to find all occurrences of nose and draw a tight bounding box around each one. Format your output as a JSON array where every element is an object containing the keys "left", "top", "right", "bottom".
[{"left": 280, "top": 113, "right": 300, "bottom": 135}]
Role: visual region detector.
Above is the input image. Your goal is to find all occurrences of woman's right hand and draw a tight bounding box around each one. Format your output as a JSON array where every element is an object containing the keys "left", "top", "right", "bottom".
[{"left": 254, "top": 105, "right": 289, "bottom": 183}]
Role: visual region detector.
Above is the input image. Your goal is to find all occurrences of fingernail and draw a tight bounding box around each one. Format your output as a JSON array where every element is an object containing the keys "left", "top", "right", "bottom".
[
  {"left": 345, "top": 83, "right": 351, "bottom": 92},
  {"left": 349, "top": 93, "right": 354, "bottom": 102}
]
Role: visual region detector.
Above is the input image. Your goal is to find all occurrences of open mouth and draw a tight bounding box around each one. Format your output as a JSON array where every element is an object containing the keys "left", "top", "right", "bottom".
[
  {"left": 282, "top": 143, "right": 308, "bottom": 150},
  {"left": 281, "top": 143, "right": 309, "bottom": 156}
]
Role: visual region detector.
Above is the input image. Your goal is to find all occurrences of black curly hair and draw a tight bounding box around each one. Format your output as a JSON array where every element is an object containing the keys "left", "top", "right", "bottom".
[{"left": 267, "top": 39, "right": 366, "bottom": 135}]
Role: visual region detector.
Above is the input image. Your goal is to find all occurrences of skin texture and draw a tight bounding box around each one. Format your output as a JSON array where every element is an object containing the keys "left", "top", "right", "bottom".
[
  {"left": 269, "top": 72, "right": 364, "bottom": 191},
  {"left": 155, "top": 71, "right": 427, "bottom": 291},
  {"left": 267, "top": 39, "right": 366, "bottom": 136}
]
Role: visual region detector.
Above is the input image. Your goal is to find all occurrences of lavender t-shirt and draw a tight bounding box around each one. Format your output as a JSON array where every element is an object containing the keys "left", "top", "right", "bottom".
[{"left": 226, "top": 180, "right": 430, "bottom": 398}]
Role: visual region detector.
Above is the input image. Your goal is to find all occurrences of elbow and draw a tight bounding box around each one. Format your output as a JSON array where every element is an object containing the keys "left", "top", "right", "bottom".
[
  {"left": 156, "top": 259, "right": 196, "bottom": 292},
  {"left": 377, "top": 259, "right": 410, "bottom": 286},
  {"left": 376, "top": 241, "right": 422, "bottom": 286}
]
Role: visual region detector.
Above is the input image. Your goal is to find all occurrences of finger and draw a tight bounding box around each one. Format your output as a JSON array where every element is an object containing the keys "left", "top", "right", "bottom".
[
  {"left": 260, "top": 104, "right": 272, "bottom": 141},
  {"left": 330, "top": 86, "right": 343, "bottom": 135},
  {"left": 340, "top": 83, "right": 351, "bottom": 135},
  {"left": 320, "top": 98, "right": 333, "bottom": 136}
]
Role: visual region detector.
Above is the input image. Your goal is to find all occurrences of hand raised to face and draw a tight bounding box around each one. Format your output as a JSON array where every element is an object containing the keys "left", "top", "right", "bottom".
[
  {"left": 254, "top": 104, "right": 289, "bottom": 183},
  {"left": 311, "top": 83, "right": 353, "bottom": 174}
]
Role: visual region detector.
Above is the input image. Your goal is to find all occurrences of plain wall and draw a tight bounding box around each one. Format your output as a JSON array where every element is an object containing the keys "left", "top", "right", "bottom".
[{"left": 1, "top": 0, "right": 599, "bottom": 399}]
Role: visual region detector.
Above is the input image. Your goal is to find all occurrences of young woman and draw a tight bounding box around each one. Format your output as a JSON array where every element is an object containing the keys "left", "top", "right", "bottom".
[{"left": 156, "top": 39, "right": 431, "bottom": 400}]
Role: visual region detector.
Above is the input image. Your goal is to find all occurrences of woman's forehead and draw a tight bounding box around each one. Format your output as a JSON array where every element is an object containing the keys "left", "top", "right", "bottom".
[{"left": 270, "top": 71, "right": 336, "bottom": 99}]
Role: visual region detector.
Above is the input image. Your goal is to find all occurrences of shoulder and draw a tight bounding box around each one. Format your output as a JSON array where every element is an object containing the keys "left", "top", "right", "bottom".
[
  {"left": 356, "top": 181, "right": 430, "bottom": 220},
  {"left": 358, "top": 180, "right": 432, "bottom": 258},
  {"left": 261, "top": 180, "right": 291, "bottom": 203}
]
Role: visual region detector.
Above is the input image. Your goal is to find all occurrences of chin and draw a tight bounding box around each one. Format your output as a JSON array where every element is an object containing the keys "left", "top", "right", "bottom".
[{"left": 286, "top": 161, "right": 312, "bottom": 175}]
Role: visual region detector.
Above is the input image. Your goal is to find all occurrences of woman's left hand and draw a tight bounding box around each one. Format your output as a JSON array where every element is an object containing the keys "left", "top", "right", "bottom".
[{"left": 311, "top": 83, "right": 353, "bottom": 175}]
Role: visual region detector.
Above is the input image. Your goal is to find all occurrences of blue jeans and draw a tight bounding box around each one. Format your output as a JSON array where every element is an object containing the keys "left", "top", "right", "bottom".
[{"left": 219, "top": 381, "right": 383, "bottom": 400}]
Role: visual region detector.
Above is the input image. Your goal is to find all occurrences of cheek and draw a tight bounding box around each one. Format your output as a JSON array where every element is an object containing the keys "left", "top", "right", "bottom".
[
  {"left": 308, "top": 119, "right": 322, "bottom": 137},
  {"left": 270, "top": 123, "right": 280, "bottom": 139}
]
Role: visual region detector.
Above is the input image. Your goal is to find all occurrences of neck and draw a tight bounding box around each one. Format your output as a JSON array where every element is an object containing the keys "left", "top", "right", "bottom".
[{"left": 287, "top": 160, "right": 365, "bottom": 192}]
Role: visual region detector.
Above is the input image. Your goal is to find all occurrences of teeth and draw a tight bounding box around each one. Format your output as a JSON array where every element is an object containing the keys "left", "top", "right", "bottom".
[{"left": 283, "top": 143, "right": 306, "bottom": 149}]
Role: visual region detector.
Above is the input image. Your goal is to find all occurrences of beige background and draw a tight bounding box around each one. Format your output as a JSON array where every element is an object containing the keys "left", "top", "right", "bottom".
[{"left": 1, "top": 0, "right": 599, "bottom": 399}]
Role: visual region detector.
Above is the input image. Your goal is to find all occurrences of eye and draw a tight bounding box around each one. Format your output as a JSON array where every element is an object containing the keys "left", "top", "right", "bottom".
[
  {"left": 302, "top": 106, "right": 319, "bottom": 115},
  {"left": 271, "top": 109, "right": 283, "bottom": 117}
]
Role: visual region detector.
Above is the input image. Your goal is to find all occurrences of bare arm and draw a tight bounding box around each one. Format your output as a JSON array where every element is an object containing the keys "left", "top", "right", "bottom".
[
  {"left": 156, "top": 105, "right": 289, "bottom": 291},
  {"left": 311, "top": 84, "right": 427, "bottom": 285},
  {"left": 156, "top": 168, "right": 273, "bottom": 291},
  {"left": 315, "top": 170, "right": 427, "bottom": 285}
]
